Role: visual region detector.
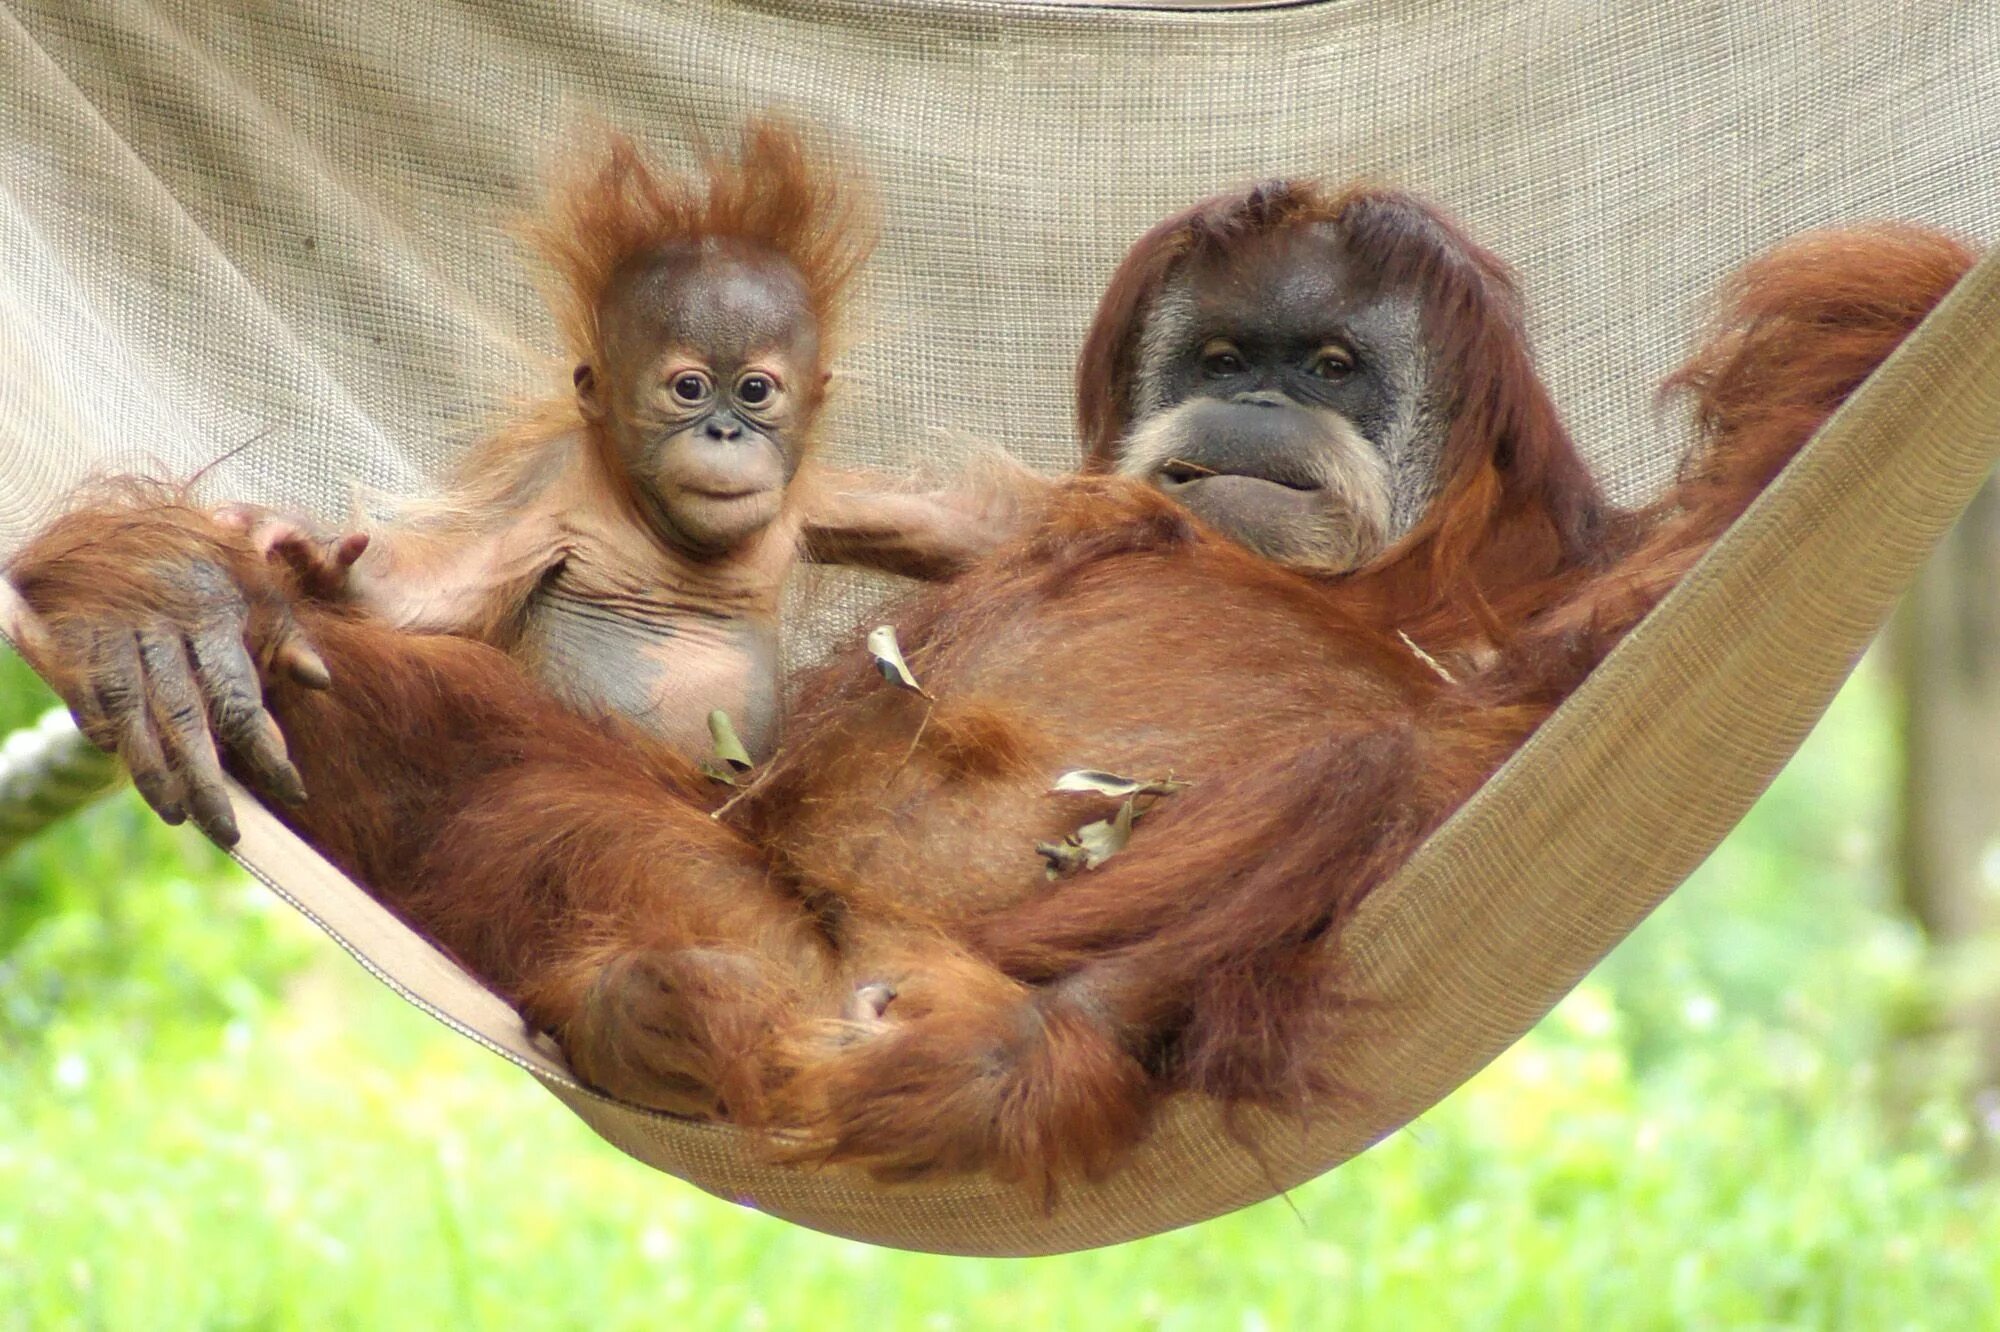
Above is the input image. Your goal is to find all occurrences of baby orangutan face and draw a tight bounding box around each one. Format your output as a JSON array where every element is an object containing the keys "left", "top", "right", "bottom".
[
  {"left": 578, "top": 239, "right": 823, "bottom": 556},
  {"left": 1117, "top": 224, "right": 1443, "bottom": 572}
]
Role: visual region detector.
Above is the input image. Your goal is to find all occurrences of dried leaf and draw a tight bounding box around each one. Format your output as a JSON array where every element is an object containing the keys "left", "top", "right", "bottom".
[
  {"left": 707, "top": 709, "right": 754, "bottom": 773},
  {"left": 1051, "top": 769, "right": 1191, "bottom": 799},
  {"left": 1036, "top": 839, "right": 1090, "bottom": 880},
  {"left": 1076, "top": 797, "right": 1136, "bottom": 868},
  {"left": 1038, "top": 796, "right": 1142, "bottom": 878},
  {"left": 866, "top": 624, "right": 931, "bottom": 698}
]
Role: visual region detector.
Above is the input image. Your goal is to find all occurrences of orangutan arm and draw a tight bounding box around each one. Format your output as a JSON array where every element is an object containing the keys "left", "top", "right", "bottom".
[
  {"left": 221, "top": 496, "right": 567, "bottom": 645},
  {"left": 799, "top": 457, "right": 1059, "bottom": 581}
]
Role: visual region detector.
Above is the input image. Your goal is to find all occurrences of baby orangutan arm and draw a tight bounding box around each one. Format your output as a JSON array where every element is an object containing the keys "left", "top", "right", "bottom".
[
  {"left": 336, "top": 501, "right": 568, "bottom": 643},
  {"left": 219, "top": 489, "right": 568, "bottom": 645},
  {"left": 800, "top": 456, "right": 1059, "bottom": 581}
]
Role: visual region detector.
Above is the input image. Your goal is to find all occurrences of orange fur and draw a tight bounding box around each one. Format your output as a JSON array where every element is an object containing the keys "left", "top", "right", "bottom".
[
  {"left": 327, "top": 122, "right": 901, "bottom": 758},
  {"left": 5, "top": 201, "right": 1972, "bottom": 1194},
  {"left": 749, "top": 216, "right": 1974, "bottom": 1188},
  {"left": 523, "top": 119, "right": 871, "bottom": 380},
  {"left": 1076, "top": 182, "right": 1610, "bottom": 638},
  {"left": 420, "top": 122, "right": 871, "bottom": 520}
]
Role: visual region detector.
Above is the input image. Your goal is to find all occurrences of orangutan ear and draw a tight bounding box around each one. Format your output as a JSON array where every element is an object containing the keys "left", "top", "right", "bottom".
[{"left": 574, "top": 363, "right": 606, "bottom": 422}]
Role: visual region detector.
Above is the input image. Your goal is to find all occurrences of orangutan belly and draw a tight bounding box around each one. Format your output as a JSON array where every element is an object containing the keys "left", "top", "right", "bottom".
[{"left": 517, "top": 581, "right": 780, "bottom": 761}]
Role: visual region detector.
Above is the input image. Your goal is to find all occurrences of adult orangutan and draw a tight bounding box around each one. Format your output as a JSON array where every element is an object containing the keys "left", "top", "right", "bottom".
[{"left": 6, "top": 178, "right": 1972, "bottom": 1189}]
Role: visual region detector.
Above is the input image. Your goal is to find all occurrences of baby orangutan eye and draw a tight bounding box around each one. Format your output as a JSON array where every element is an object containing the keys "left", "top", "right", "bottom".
[
  {"left": 736, "top": 372, "right": 778, "bottom": 407},
  {"left": 670, "top": 370, "right": 713, "bottom": 405}
]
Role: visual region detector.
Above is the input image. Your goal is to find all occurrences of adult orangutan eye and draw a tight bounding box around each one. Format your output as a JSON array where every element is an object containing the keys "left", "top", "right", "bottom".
[
  {"left": 670, "top": 371, "right": 712, "bottom": 405},
  {"left": 1312, "top": 346, "right": 1357, "bottom": 379},
  {"left": 736, "top": 372, "right": 778, "bottom": 407},
  {"left": 1201, "top": 342, "right": 1246, "bottom": 377}
]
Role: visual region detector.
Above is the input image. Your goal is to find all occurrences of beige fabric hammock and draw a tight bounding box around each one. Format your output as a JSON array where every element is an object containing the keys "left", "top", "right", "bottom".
[{"left": 2, "top": 0, "right": 1998, "bottom": 1256}]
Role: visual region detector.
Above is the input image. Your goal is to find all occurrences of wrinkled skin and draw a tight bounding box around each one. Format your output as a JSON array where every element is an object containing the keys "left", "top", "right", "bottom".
[{"left": 1118, "top": 225, "right": 1440, "bottom": 570}]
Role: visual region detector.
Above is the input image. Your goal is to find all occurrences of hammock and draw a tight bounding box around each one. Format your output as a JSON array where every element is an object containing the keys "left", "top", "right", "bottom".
[{"left": 2, "top": 0, "right": 1998, "bottom": 1257}]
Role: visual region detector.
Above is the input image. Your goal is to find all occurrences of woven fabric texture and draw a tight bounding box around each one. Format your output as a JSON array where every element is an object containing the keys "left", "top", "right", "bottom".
[{"left": 2, "top": 0, "right": 1997, "bottom": 1254}]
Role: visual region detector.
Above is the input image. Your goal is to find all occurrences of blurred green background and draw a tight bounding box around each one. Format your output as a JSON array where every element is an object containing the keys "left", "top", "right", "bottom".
[{"left": 1, "top": 628, "right": 1996, "bottom": 1331}]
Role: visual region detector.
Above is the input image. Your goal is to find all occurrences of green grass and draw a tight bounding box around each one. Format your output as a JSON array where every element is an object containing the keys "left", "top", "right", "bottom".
[{"left": 1, "top": 645, "right": 1995, "bottom": 1330}]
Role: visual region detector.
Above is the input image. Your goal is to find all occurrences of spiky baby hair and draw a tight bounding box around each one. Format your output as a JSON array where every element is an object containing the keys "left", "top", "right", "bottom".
[{"left": 521, "top": 119, "right": 874, "bottom": 370}]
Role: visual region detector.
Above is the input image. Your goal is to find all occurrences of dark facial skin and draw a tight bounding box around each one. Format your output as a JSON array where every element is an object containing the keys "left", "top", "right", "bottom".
[
  {"left": 1119, "top": 225, "right": 1442, "bottom": 570},
  {"left": 576, "top": 240, "right": 822, "bottom": 556}
]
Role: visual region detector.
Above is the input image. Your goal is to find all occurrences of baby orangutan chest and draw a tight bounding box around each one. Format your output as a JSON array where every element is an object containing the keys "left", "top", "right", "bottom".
[{"left": 514, "top": 567, "right": 781, "bottom": 760}]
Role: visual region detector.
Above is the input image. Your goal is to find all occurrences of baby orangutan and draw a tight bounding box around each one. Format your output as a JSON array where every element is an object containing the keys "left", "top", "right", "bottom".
[{"left": 235, "top": 122, "right": 980, "bottom": 769}]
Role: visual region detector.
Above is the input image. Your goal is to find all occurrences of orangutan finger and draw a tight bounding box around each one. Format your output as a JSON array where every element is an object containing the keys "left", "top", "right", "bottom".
[
  {"left": 56, "top": 624, "right": 125, "bottom": 753},
  {"left": 283, "top": 531, "right": 368, "bottom": 599},
  {"left": 332, "top": 532, "right": 370, "bottom": 567},
  {"left": 76, "top": 624, "right": 185, "bottom": 825},
  {"left": 264, "top": 529, "right": 310, "bottom": 564},
  {"left": 189, "top": 623, "right": 307, "bottom": 806},
  {"left": 263, "top": 529, "right": 335, "bottom": 593},
  {"left": 250, "top": 518, "right": 312, "bottom": 562},
  {"left": 267, "top": 621, "right": 332, "bottom": 691},
  {"left": 251, "top": 591, "right": 334, "bottom": 690},
  {"left": 844, "top": 982, "right": 898, "bottom": 1025},
  {"left": 138, "top": 625, "right": 238, "bottom": 847}
]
